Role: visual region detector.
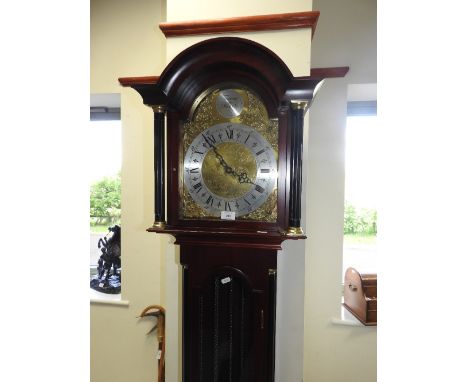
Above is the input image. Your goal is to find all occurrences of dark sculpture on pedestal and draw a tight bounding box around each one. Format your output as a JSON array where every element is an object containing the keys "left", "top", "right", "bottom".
[{"left": 90, "top": 225, "right": 121, "bottom": 294}]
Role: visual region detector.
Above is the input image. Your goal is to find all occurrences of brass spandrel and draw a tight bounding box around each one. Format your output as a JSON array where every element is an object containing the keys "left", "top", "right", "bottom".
[
  {"left": 182, "top": 187, "right": 213, "bottom": 219},
  {"left": 244, "top": 189, "right": 277, "bottom": 222}
]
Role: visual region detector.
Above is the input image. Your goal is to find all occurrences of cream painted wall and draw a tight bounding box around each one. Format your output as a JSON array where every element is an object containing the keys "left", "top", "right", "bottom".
[
  {"left": 91, "top": 0, "right": 166, "bottom": 93},
  {"left": 310, "top": 0, "right": 376, "bottom": 84},
  {"left": 167, "top": 0, "right": 311, "bottom": 22},
  {"left": 304, "top": 1, "right": 377, "bottom": 381},
  {"left": 90, "top": 1, "right": 167, "bottom": 382}
]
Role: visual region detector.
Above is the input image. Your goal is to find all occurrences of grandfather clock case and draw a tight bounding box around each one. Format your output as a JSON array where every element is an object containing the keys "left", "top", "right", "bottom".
[{"left": 120, "top": 33, "right": 345, "bottom": 382}]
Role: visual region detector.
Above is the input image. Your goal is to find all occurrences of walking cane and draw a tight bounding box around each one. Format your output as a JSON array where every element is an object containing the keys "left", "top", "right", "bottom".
[{"left": 138, "top": 305, "right": 166, "bottom": 382}]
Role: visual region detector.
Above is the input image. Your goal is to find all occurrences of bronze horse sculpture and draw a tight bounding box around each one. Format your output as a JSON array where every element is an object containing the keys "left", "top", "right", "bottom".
[{"left": 90, "top": 225, "right": 121, "bottom": 293}]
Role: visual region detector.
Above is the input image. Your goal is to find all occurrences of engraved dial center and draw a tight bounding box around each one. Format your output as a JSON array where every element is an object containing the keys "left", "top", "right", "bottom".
[{"left": 202, "top": 142, "right": 257, "bottom": 199}]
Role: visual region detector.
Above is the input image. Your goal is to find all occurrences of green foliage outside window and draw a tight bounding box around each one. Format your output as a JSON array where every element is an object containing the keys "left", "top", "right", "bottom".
[
  {"left": 90, "top": 174, "right": 121, "bottom": 226},
  {"left": 344, "top": 201, "right": 377, "bottom": 235}
]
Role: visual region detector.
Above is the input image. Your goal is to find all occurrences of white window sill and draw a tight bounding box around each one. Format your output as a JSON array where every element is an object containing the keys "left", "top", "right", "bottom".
[
  {"left": 90, "top": 288, "right": 129, "bottom": 306},
  {"left": 330, "top": 305, "right": 375, "bottom": 327}
]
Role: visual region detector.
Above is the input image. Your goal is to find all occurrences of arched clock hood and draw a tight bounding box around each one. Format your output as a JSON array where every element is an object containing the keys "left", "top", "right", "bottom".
[{"left": 129, "top": 37, "right": 322, "bottom": 120}]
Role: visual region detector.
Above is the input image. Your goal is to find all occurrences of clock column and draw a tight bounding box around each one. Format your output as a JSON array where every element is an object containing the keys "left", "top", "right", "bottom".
[
  {"left": 151, "top": 105, "right": 167, "bottom": 229},
  {"left": 287, "top": 100, "right": 309, "bottom": 236}
]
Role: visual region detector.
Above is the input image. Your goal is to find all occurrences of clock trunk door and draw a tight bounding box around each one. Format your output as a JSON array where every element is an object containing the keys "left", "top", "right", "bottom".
[{"left": 181, "top": 246, "right": 277, "bottom": 382}]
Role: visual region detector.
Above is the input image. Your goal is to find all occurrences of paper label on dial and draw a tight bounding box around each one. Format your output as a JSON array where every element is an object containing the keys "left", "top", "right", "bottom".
[{"left": 221, "top": 211, "right": 236, "bottom": 220}]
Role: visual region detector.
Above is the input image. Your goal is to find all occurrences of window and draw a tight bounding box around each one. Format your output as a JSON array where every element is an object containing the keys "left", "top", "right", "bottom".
[
  {"left": 343, "top": 101, "right": 377, "bottom": 277},
  {"left": 89, "top": 94, "right": 122, "bottom": 293}
]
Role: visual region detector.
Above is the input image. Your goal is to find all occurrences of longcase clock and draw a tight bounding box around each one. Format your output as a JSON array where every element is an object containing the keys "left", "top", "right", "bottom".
[{"left": 120, "top": 36, "right": 344, "bottom": 382}]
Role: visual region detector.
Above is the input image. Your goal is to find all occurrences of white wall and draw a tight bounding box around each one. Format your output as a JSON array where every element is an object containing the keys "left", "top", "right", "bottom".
[
  {"left": 90, "top": 1, "right": 167, "bottom": 382},
  {"left": 167, "top": 0, "right": 311, "bottom": 22},
  {"left": 91, "top": 0, "right": 166, "bottom": 93},
  {"left": 304, "top": 0, "right": 377, "bottom": 381}
]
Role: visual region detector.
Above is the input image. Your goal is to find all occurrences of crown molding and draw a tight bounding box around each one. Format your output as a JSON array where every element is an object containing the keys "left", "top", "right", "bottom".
[{"left": 159, "top": 11, "right": 320, "bottom": 38}]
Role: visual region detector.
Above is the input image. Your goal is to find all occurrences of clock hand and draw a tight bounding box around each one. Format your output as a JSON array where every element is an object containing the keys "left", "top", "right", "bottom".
[
  {"left": 216, "top": 150, "right": 254, "bottom": 185},
  {"left": 236, "top": 171, "right": 254, "bottom": 185},
  {"left": 202, "top": 134, "right": 254, "bottom": 184},
  {"left": 212, "top": 146, "right": 255, "bottom": 184},
  {"left": 202, "top": 133, "right": 235, "bottom": 175},
  {"left": 210, "top": 144, "right": 234, "bottom": 175}
]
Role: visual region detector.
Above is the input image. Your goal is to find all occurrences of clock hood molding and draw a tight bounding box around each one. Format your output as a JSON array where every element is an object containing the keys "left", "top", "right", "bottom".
[{"left": 126, "top": 37, "right": 323, "bottom": 119}]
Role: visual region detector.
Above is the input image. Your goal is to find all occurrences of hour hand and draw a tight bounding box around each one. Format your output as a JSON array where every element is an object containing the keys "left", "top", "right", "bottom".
[
  {"left": 236, "top": 171, "right": 254, "bottom": 184},
  {"left": 214, "top": 148, "right": 253, "bottom": 184}
]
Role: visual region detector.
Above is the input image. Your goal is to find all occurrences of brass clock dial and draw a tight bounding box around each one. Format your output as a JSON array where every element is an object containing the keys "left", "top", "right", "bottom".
[
  {"left": 184, "top": 122, "right": 277, "bottom": 217},
  {"left": 181, "top": 86, "right": 278, "bottom": 221}
]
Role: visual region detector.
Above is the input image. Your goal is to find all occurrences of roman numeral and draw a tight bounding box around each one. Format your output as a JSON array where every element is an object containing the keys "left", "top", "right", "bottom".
[
  {"left": 203, "top": 134, "right": 217, "bottom": 146},
  {"left": 225, "top": 202, "right": 231, "bottom": 211},
  {"left": 191, "top": 146, "right": 204, "bottom": 155},
  {"left": 256, "top": 148, "right": 266, "bottom": 156},
  {"left": 243, "top": 198, "right": 251, "bottom": 206},
  {"left": 189, "top": 167, "right": 199, "bottom": 173},
  {"left": 225, "top": 129, "right": 234, "bottom": 139},
  {"left": 193, "top": 182, "right": 202, "bottom": 190},
  {"left": 255, "top": 184, "right": 265, "bottom": 193},
  {"left": 260, "top": 168, "right": 271, "bottom": 173},
  {"left": 244, "top": 133, "right": 251, "bottom": 144},
  {"left": 206, "top": 195, "right": 213, "bottom": 206}
]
